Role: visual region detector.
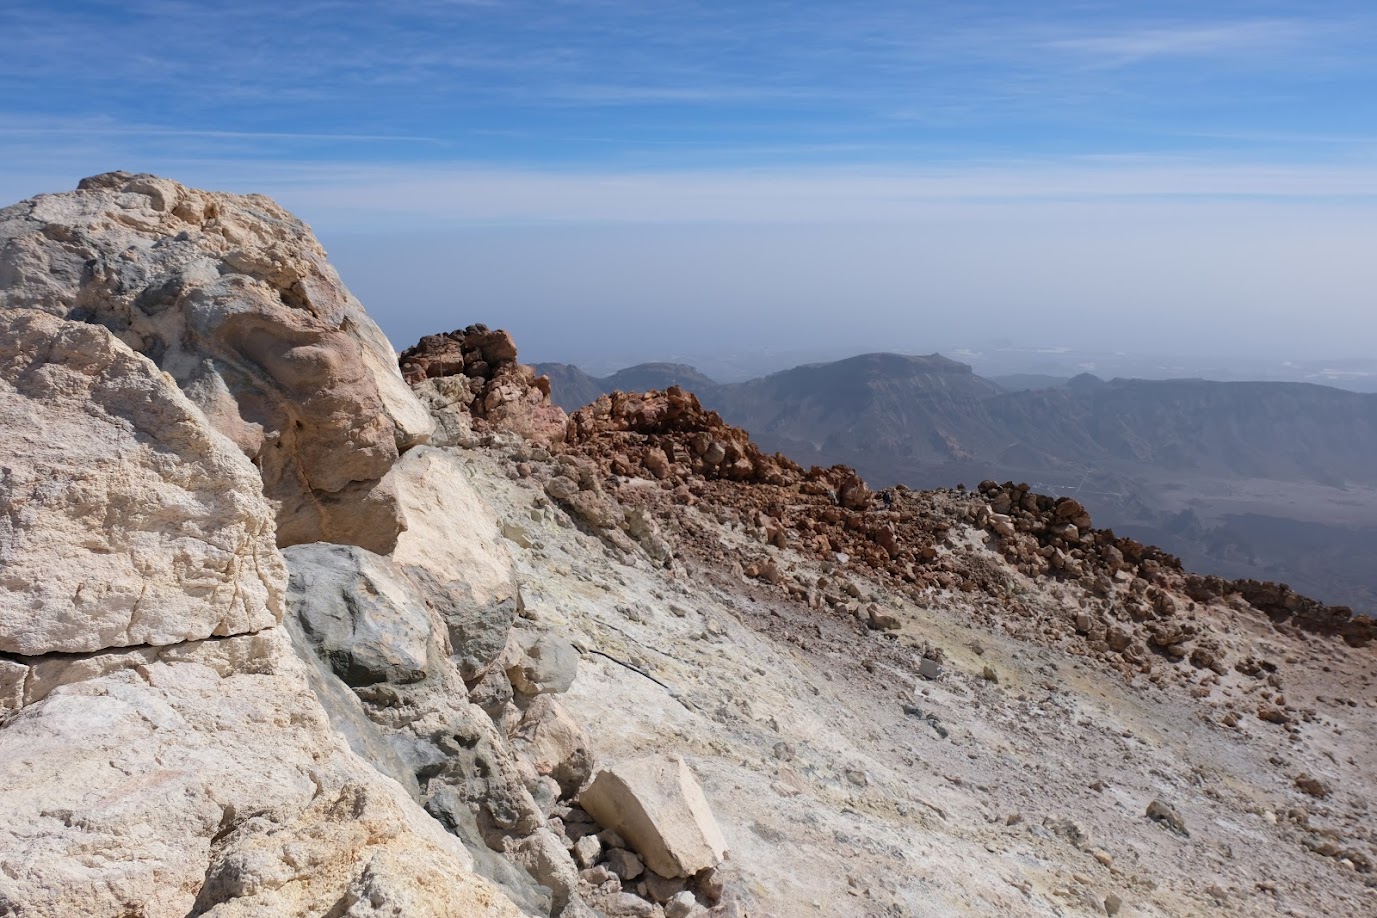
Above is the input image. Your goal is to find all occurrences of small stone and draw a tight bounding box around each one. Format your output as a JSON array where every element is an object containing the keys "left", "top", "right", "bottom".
[
  {"left": 1048, "top": 816, "right": 1090, "bottom": 850},
  {"left": 581, "top": 865, "right": 616, "bottom": 885},
  {"left": 1294, "top": 773, "right": 1331, "bottom": 799},
  {"left": 665, "top": 891, "right": 699, "bottom": 918},
  {"left": 1093, "top": 849, "right": 1113, "bottom": 867},
  {"left": 546, "top": 476, "right": 579, "bottom": 501},
  {"left": 644, "top": 871, "right": 689, "bottom": 903},
  {"left": 868, "top": 608, "right": 902, "bottom": 631},
  {"left": 1145, "top": 799, "right": 1189, "bottom": 837},
  {"left": 506, "top": 632, "right": 580, "bottom": 695},
  {"left": 695, "top": 867, "right": 725, "bottom": 903},
  {"left": 606, "top": 847, "right": 645, "bottom": 881},
  {"left": 598, "top": 828, "right": 628, "bottom": 850},
  {"left": 919, "top": 658, "right": 942, "bottom": 680},
  {"left": 573, "top": 834, "right": 602, "bottom": 868},
  {"left": 603, "top": 892, "right": 659, "bottom": 917},
  {"left": 1104, "top": 892, "right": 1123, "bottom": 916}
]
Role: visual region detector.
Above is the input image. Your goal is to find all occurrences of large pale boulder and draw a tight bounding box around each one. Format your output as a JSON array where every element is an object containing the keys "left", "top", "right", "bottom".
[
  {"left": 0, "top": 309, "right": 283, "bottom": 655},
  {"left": 578, "top": 756, "right": 728, "bottom": 879},
  {"left": 0, "top": 172, "right": 432, "bottom": 551},
  {"left": 385, "top": 447, "right": 521, "bottom": 680},
  {"left": 0, "top": 630, "right": 523, "bottom": 918}
]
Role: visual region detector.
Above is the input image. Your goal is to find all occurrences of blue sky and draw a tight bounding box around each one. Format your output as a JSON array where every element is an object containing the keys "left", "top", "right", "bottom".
[{"left": 3, "top": 1, "right": 1377, "bottom": 366}]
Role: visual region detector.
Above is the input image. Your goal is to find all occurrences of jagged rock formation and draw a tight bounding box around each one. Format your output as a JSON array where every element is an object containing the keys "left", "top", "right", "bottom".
[
  {"left": 0, "top": 171, "right": 432, "bottom": 552},
  {"left": 401, "top": 324, "right": 566, "bottom": 449},
  {"left": 4, "top": 177, "right": 1376, "bottom": 918},
  {"left": 0, "top": 291, "right": 518, "bottom": 916}
]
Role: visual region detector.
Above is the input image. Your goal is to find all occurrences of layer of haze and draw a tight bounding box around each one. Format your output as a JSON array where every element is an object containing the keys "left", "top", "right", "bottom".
[
  {"left": 320, "top": 197, "right": 1377, "bottom": 366},
  {"left": 3, "top": 1, "right": 1377, "bottom": 366}
]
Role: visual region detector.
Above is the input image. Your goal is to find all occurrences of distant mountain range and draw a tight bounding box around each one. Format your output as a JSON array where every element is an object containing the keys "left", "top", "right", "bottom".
[{"left": 536, "top": 354, "right": 1377, "bottom": 609}]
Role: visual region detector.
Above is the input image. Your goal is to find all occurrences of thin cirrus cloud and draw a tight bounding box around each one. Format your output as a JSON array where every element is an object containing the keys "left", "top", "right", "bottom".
[
  {"left": 1044, "top": 19, "right": 1320, "bottom": 63},
  {"left": 242, "top": 159, "right": 1377, "bottom": 230},
  {"left": 2, "top": 2, "right": 1376, "bottom": 363}
]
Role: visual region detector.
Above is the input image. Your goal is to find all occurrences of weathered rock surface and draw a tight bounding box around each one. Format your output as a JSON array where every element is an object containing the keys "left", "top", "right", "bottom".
[
  {"left": 0, "top": 630, "right": 521, "bottom": 918},
  {"left": 284, "top": 543, "right": 431, "bottom": 686},
  {"left": 0, "top": 172, "right": 432, "bottom": 551},
  {"left": 385, "top": 446, "right": 521, "bottom": 680},
  {"left": 507, "top": 632, "right": 580, "bottom": 696},
  {"left": 0, "top": 309, "right": 283, "bottom": 655},
  {"left": 579, "top": 756, "right": 728, "bottom": 879},
  {"left": 511, "top": 694, "right": 594, "bottom": 797}
]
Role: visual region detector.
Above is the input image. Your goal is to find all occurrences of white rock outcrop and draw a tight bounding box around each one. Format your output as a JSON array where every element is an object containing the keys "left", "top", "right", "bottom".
[
  {"left": 385, "top": 446, "right": 521, "bottom": 679},
  {"left": 0, "top": 630, "right": 522, "bottom": 918},
  {"left": 579, "top": 756, "right": 729, "bottom": 879},
  {"left": 0, "top": 172, "right": 433, "bottom": 551},
  {"left": 0, "top": 309, "right": 283, "bottom": 655},
  {"left": 0, "top": 185, "right": 529, "bottom": 918}
]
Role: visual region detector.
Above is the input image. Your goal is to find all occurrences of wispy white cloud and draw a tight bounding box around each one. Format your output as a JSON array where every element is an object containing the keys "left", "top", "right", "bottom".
[
  {"left": 0, "top": 119, "right": 439, "bottom": 145},
  {"left": 1047, "top": 20, "right": 1316, "bottom": 64},
  {"left": 241, "top": 159, "right": 1377, "bottom": 229},
  {"left": 8, "top": 150, "right": 1377, "bottom": 230}
]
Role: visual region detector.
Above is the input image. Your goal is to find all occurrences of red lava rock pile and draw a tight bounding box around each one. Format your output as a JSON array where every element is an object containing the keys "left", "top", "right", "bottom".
[
  {"left": 975, "top": 478, "right": 1372, "bottom": 645},
  {"left": 399, "top": 324, "right": 566, "bottom": 446},
  {"left": 562, "top": 388, "right": 993, "bottom": 592}
]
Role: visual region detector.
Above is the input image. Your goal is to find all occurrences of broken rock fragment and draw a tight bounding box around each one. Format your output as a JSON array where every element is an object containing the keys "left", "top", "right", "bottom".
[
  {"left": 507, "top": 632, "right": 580, "bottom": 696},
  {"left": 578, "top": 756, "right": 728, "bottom": 879}
]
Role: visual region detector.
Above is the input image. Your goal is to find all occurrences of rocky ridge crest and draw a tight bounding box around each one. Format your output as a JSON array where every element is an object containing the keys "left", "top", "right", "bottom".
[{"left": 2, "top": 176, "right": 1374, "bottom": 918}]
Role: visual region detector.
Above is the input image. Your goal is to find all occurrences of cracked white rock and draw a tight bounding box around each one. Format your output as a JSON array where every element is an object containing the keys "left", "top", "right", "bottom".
[
  {"left": 0, "top": 309, "right": 284, "bottom": 655},
  {"left": 578, "top": 756, "right": 728, "bottom": 879},
  {"left": 0, "top": 172, "right": 433, "bottom": 552},
  {"left": 0, "top": 630, "right": 523, "bottom": 918}
]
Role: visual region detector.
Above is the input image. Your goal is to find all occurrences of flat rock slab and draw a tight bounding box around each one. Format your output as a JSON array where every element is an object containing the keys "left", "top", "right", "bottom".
[{"left": 579, "top": 756, "right": 727, "bottom": 879}]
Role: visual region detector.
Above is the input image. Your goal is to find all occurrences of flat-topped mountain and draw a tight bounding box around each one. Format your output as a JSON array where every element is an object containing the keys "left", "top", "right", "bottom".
[
  {"left": 542, "top": 355, "right": 1377, "bottom": 484},
  {"left": 540, "top": 354, "right": 1377, "bottom": 607}
]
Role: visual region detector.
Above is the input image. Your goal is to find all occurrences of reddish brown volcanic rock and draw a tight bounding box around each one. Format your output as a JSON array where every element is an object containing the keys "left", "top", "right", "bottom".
[
  {"left": 400, "top": 324, "right": 566, "bottom": 447},
  {"left": 554, "top": 387, "right": 1374, "bottom": 676}
]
